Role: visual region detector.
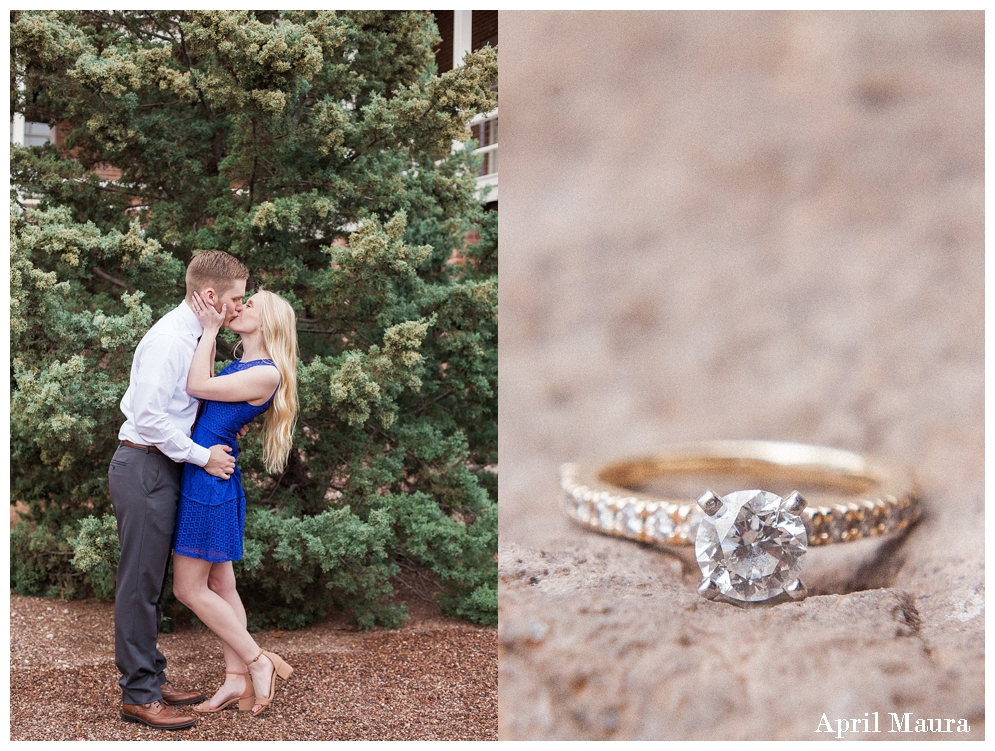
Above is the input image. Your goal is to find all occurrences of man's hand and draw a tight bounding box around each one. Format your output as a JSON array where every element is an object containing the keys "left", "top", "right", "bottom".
[
  {"left": 237, "top": 424, "right": 250, "bottom": 440},
  {"left": 204, "top": 444, "right": 235, "bottom": 480}
]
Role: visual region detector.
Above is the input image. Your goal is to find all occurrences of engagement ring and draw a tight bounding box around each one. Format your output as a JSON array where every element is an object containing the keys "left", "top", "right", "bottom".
[{"left": 560, "top": 441, "right": 921, "bottom": 605}]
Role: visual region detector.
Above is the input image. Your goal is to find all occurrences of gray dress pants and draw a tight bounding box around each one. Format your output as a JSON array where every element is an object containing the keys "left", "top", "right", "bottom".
[{"left": 108, "top": 444, "right": 183, "bottom": 705}]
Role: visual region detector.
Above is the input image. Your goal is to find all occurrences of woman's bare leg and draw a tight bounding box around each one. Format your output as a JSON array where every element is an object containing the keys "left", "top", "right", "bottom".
[
  {"left": 173, "top": 553, "right": 274, "bottom": 711},
  {"left": 192, "top": 562, "right": 251, "bottom": 709}
]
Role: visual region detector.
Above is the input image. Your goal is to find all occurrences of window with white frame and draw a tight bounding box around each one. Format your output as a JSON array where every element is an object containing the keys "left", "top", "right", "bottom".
[
  {"left": 10, "top": 118, "right": 52, "bottom": 147},
  {"left": 470, "top": 111, "right": 497, "bottom": 177}
]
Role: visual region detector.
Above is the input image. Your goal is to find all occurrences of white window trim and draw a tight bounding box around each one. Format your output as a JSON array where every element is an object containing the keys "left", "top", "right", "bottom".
[
  {"left": 11, "top": 112, "right": 26, "bottom": 146},
  {"left": 453, "top": 10, "right": 473, "bottom": 68},
  {"left": 470, "top": 108, "right": 497, "bottom": 202}
]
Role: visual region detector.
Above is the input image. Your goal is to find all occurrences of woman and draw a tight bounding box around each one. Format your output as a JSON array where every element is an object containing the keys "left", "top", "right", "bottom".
[{"left": 172, "top": 289, "right": 297, "bottom": 717}]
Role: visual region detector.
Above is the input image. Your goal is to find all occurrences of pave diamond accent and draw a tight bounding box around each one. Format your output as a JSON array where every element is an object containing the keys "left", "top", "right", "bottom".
[
  {"left": 621, "top": 501, "right": 645, "bottom": 535},
  {"left": 644, "top": 505, "right": 676, "bottom": 540},
  {"left": 595, "top": 495, "right": 618, "bottom": 531},
  {"left": 695, "top": 489, "right": 808, "bottom": 603}
]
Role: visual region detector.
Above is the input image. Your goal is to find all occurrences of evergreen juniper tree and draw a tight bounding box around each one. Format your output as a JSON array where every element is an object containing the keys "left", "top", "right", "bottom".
[{"left": 10, "top": 10, "right": 498, "bottom": 628}]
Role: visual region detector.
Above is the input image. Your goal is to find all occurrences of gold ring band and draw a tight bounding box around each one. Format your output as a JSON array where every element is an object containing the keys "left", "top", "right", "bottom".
[
  {"left": 561, "top": 440, "right": 920, "bottom": 546},
  {"left": 560, "top": 441, "right": 922, "bottom": 604}
]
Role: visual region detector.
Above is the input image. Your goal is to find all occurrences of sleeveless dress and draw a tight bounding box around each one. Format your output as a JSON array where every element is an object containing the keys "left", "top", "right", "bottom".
[{"left": 173, "top": 359, "right": 278, "bottom": 562}]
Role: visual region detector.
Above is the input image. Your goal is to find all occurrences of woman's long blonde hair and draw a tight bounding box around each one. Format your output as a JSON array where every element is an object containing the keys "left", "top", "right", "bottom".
[{"left": 256, "top": 290, "right": 298, "bottom": 474}]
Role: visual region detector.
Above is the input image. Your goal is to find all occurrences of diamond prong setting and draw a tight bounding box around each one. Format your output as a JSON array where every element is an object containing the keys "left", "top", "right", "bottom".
[
  {"left": 697, "top": 490, "right": 722, "bottom": 516},
  {"left": 785, "top": 491, "right": 807, "bottom": 515},
  {"left": 785, "top": 579, "right": 807, "bottom": 600},
  {"left": 695, "top": 489, "right": 808, "bottom": 603},
  {"left": 697, "top": 578, "right": 720, "bottom": 600}
]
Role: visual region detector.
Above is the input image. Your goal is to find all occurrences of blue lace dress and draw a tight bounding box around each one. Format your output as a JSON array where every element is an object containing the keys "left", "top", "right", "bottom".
[{"left": 173, "top": 359, "right": 278, "bottom": 562}]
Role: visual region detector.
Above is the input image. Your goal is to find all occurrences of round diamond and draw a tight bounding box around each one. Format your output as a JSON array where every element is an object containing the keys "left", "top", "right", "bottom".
[{"left": 695, "top": 489, "right": 807, "bottom": 602}]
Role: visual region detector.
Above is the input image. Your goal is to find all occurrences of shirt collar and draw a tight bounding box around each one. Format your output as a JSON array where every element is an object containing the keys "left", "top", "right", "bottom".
[{"left": 177, "top": 299, "right": 205, "bottom": 338}]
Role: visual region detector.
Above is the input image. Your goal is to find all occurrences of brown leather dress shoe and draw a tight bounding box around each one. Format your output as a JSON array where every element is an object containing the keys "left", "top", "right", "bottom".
[
  {"left": 121, "top": 700, "right": 197, "bottom": 729},
  {"left": 160, "top": 681, "right": 206, "bottom": 706}
]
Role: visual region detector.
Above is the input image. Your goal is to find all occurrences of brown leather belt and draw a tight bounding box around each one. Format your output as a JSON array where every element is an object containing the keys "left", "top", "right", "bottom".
[{"left": 120, "top": 440, "right": 163, "bottom": 454}]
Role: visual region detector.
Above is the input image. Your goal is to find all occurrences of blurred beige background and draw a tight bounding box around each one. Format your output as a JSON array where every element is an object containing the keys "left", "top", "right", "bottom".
[{"left": 497, "top": 11, "right": 983, "bottom": 740}]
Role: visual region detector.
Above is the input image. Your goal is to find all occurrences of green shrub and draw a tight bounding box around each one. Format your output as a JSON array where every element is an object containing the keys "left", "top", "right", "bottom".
[
  {"left": 67, "top": 514, "right": 120, "bottom": 601},
  {"left": 10, "top": 521, "right": 85, "bottom": 599}
]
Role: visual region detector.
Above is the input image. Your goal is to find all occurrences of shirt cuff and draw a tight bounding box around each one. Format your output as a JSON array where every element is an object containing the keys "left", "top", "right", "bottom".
[{"left": 189, "top": 443, "right": 212, "bottom": 468}]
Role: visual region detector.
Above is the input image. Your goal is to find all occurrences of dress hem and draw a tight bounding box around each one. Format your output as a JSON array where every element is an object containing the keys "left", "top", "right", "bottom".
[{"left": 173, "top": 547, "right": 243, "bottom": 564}]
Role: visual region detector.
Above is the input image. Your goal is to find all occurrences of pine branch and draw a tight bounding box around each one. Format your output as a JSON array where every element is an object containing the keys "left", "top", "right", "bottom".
[
  {"left": 412, "top": 389, "right": 453, "bottom": 416},
  {"left": 93, "top": 267, "right": 132, "bottom": 291}
]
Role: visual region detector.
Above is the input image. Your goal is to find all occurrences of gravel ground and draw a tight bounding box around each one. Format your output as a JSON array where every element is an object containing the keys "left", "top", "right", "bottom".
[{"left": 10, "top": 594, "right": 497, "bottom": 741}]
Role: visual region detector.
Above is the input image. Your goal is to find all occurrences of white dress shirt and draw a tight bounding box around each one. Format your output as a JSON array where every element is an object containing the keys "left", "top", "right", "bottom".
[{"left": 118, "top": 300, "right": 212, "bottom": 467}]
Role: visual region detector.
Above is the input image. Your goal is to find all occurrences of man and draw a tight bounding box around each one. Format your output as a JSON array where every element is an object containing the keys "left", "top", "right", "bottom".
[{"left": 108, "top": 250, "right": 249, "bottom": 730}]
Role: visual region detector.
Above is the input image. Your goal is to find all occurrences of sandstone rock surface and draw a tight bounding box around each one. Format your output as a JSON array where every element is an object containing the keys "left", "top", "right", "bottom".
[{"left": 498, "top": 11, "right": 983, "bottom": 740}]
